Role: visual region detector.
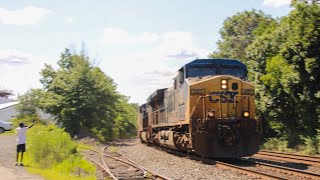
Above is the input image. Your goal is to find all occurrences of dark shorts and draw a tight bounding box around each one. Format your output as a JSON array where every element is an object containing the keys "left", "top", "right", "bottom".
[{"left": 17, "top": 144, "right": 26, "bottom": 152}]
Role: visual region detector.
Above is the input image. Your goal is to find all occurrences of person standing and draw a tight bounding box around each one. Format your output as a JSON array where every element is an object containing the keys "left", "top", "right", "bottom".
[{"left": 15, "top": 121, "right": 37, "bottom": 166}]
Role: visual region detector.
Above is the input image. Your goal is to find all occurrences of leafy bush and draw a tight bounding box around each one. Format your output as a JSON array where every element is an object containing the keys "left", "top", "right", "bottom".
[
  {"left": 299, "top": 136, "right": 318, "bottom": 155},
  {"left": 261, "top": 137, "right": 294, "bottom": 152},
  {"left": 53, "top": 155, "right": 95, "bottom": 177},
  {"left": 317, "top": 129, "right": 320, "bottom": 154},
  {"left": 25, "top": 124, "right": 95, "bottom": 179},
  {"left": 27, "top": 125, "right": 77, "bottom": 167},
  {"left": 298, "top": 130, "right": 320, "bottom": 155},
  {"left": 11, "top": 115, "right": 43, "bottom": 128}
]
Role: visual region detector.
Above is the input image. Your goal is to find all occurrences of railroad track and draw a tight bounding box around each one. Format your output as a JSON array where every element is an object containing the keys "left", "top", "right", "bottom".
[
  {"left": 82, "top": 147, "right": 117, "bottom": 179},
  {"left": 82, "top": 146, "right": 171, "bottom": 180},
  {"left": 214, "top": 160, "right": 288, "bottom": 180},
  {"left": 152, "top": 145, "right": 320, "bottom": 179},
  {"left": 208, "top": 158, "right": 320, "bottom": 179},
  {"left": 254, "top": 150, "right": 320, "bottom": 167},
  {"left": 155, "top": 147, "right": 283, "bottom": 179},
  {"left": 240, "top": 158, "right": 320, "bottom": 179},
  {"left": 83, "top": 142, "right": 320, "bottom": 179},
  {"left": 208, "top": 157, "right": 320, "bottom": 179}
]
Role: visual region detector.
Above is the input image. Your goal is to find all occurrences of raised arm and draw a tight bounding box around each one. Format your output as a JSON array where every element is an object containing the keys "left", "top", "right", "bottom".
[{"left": 28, "top": 120, "right": 37, "bottom": 129}]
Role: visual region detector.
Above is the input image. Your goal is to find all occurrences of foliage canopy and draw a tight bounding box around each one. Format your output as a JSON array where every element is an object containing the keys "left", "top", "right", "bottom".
[
  {"left": 213, "top": 1, "right": 320, "bottom": 152},
  {"left": 19, "top": 49, "right": 137, "bottom": 140}
]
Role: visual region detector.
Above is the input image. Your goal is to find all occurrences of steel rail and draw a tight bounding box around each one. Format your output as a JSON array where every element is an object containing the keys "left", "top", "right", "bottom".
[
  {"left": 255, "top": 151, "right": 320, "bottom": 167},
  {"left": 150, "top": 145, "right": 286, "bottom": 179},
  {"left": 215, "top": 161, "right": 287, "bottom": 180},
  {"left": 243, "top": 158, "right": 320, "bottom": 180},
  {"left": 259, "top": 150, "right": 320, "bottom": 162},
  {"left": 103, "top": 154, "right": 145, "bottom": 171},
  {"left": 135, "top": 142, "right": 320, "bottom": 179},
  {"left": 101, "top": 146, "right": 118, "bottom": 180},
  {"left": 85, "top": 156, "right": 109, "bottom": 173},
  {"left": 81, "top": 145, "right": 170, "bottom": 179},
  {"left": 117, "top": 151, "right": 172, "bottom": 180},
  {"left": 85, "top": 156, "right": 117, "bottom": 180},
  {"left": 79, "top": 146, "right": 117, "bottom": 180},
  {"left": 104, "top": 145, "right": 147, "bottom": 171},
  {"left": 112, "top": 153, "right": 146, "bottom": 171}
]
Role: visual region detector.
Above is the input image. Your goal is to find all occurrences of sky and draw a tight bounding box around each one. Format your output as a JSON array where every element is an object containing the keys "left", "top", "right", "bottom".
[{"left": 0, "top": 0, "right": 291, "bottom": 104}]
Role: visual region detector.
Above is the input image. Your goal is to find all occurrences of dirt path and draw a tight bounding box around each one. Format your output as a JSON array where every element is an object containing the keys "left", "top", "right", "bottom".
[{"left": 0, "top": 134, "right": 43, "bottom": 180}]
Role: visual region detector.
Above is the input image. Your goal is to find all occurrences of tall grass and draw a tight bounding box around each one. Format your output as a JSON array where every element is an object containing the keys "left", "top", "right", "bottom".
[
  {"left": 24, "top": 124, "right": 96, "bottom": 180},
  {"left": 261, "top": 137, "right": 294, "bottom": 152},
  {"left": 298, "top": 130, "right": 320, "bottom": 155},
  {"left": 262, "top": 130, "right": 320, "bottom": 155}
]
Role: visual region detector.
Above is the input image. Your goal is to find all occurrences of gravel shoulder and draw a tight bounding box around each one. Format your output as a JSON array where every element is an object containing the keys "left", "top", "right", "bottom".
[
  {"left": 0, "top": 134, "right": 43, "bottom": 180},
  {"left": 118, "top": 139, "right": 256, "bottom": 180}
]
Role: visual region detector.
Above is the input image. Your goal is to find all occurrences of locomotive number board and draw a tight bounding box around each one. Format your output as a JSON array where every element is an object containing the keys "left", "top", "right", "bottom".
[
  {"left": 191, "top": 89, "right": 205, "bottom": 94},
  {"left": 242, "top": 89, "right": 254, "bottom": 95}
]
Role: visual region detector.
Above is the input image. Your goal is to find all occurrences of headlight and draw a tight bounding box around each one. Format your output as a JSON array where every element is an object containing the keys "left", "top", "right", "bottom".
[
  {"left": 221, "top": 84, "right": 227, "bottom": 89},
  {"left": 207, "top": 111, "right": 215, "bottom": 118},
  {"left": 243, "top": 112, "right": 250, "bottom": 118},
  {"left": 221, "top": 79, "right": 228, "bottom": 89}
]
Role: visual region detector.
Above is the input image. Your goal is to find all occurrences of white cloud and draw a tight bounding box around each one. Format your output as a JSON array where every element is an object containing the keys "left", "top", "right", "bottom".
[
  {"left": 0, "top": 6, "right": 51, "bottom": 25},
  {"left": 0, "top": 49, "right": 55, "bottom": 95},
  {"left": 167, "top": 49, "right": 197, "bottom": 59},
  {"left": 262, "top": 0, "right": 291, "bottom": 8},
  {"left": 0, "top": 49, "right": 31, "bottom": 65},
  {"left": 66, "top": 17, "right": 74, "bottom": 23},
  {"left": 103, "top": 27, "right": 159, "bottom": 45},
  {"left": 100, "top": 28, "right": 210, "bottom": 104}
]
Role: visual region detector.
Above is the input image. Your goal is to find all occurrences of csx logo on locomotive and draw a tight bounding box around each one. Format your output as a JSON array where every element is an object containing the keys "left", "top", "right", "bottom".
[{"left": 209, "top": 91, "right": 238, "bottom": 103}]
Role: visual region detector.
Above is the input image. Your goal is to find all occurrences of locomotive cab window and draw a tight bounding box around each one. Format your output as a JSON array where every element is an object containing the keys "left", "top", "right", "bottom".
[
  {"left": 187, "top": 67, "right": 216, "bottom": 78},
  {"left": 174, "top": 69, "right": 185, "bottom": 89},
  {"left": 179, "top": 70, "right": 184, "bottom": 84},
  {"left": 220, "top": 68, "right": 246, "bottom": 78}
]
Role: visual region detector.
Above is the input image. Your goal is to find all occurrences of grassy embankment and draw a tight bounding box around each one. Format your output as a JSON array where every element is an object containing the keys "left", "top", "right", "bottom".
[
  {"left": 8, "top": 116, "right": 96, "bottom": 180},
  {"left": 261, "top": 135, "right": 320, "bottom": 155}
]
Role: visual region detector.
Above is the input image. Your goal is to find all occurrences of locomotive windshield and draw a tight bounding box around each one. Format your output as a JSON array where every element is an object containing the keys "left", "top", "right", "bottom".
[
  {"left": 183, "top": 59, "right": 248, "bottom": 79},
  {"left": 220, "top": 68, "right": 246, "bottom": 78},
  {"left": 186, "top": 67, "right": 246, "bottom": 78},
  {"left": 187, "top": 67, "right": 217, "bottom": 77}
]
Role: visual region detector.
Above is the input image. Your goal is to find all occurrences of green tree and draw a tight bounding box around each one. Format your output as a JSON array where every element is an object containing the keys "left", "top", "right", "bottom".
[
  {"left": 39, "top": 49, "right": 119, "bottom": 137},
  {"left": 246, "top": 17, "right": 293, "bottom": 140},
  {"left": 280, "top": 1, "right": 320, "bottom": 136},
  {"left": 211, "top": 1, "right": 320, "bottom": 151},
  {"left": 245, "top": 1, "right": 320, "bottom": 147},
  {"left": 35, "top": 48, "right": 138, "bottom": 140},
  {"left": 16, "top": 89, "right": 42, "bottom": 118},
  {"left": 112, "top": 96, "right": 138, "bottom": 138},
  {"left": 210, "top": 10, "right": 275, "bottom": 63}
]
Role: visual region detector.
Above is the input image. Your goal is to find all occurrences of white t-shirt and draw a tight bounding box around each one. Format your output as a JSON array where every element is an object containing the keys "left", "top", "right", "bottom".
[{"left": 16, "top": 127, "right": 29, "bottom": 145}]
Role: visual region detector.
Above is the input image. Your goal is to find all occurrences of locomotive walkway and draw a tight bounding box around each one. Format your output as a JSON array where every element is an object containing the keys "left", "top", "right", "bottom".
[{"left": 0, "top": 135, "right": 43, "bottom": 180}]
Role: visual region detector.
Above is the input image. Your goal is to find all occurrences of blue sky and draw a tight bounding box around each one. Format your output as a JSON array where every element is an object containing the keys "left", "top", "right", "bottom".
[{"left": 0, "top": 0, "right": 291, "bottom": 104}]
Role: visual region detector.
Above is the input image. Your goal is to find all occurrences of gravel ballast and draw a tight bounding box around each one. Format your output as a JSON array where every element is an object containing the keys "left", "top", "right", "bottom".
[{"left": 119, "top": 139, "right": 255, "bottom": 180}]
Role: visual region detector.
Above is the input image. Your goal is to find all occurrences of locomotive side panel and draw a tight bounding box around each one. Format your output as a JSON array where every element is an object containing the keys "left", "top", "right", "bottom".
[{"left": 165, "top": 88, "right": 178, "bottom": 124}]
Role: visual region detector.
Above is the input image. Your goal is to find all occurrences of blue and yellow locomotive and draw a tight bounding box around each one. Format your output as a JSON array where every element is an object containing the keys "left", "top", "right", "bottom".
[{"left": 138, "top": 59, "right": 260, "bottom": 158}]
